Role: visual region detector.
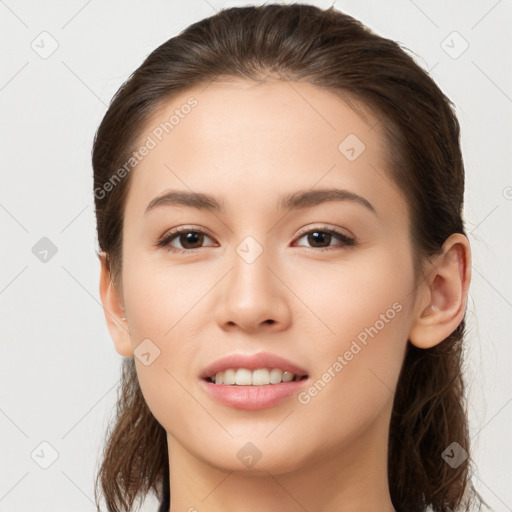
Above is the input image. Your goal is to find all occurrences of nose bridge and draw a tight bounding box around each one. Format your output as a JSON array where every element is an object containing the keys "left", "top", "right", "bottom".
[
  {"left": 215, "top": 232, "right": 291, "bottom": 330},
  {"left": 230, "top": 233, "right": 275, "bottom": 305}
]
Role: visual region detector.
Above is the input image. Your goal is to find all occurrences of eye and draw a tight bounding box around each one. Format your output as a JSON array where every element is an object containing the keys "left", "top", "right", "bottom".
[
  {"left": 293, "top": 226, "right": 356, "bottom": 250},
  {"left": 156, "top": 225, "right": 357, "bottom": 254},
  {"left": 156, "top": 227, "right": 217, "bottom": 253}
]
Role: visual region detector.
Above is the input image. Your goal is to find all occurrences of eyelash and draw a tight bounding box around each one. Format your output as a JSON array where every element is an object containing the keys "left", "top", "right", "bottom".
[{"left": 156, "top": 225, "right": 357, "bottom": 254}]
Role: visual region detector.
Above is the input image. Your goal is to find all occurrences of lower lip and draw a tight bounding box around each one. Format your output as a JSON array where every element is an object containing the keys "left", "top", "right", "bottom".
[{"left": 200, "top": 378, "right": 308, "bottom": 410}]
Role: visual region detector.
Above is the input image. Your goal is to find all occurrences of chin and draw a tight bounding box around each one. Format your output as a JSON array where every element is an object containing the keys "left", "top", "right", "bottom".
[{"left": 189, "top": 434, "right": 314, "bottom": 475}]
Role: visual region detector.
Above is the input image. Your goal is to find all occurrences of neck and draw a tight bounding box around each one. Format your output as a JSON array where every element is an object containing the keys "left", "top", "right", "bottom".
[{"left": 166, "top": 410, "right": 396, "bottom": 512}]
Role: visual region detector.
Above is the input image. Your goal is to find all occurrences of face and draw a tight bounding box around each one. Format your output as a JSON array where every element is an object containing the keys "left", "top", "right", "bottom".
[{"left": 116, "top": 78, "right": 419, "bottom": 474}]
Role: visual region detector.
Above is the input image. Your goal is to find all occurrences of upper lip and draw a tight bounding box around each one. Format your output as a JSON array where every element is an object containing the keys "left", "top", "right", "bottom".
[{"left": 200, "top": 352, "right": 309, "bottom": 379}]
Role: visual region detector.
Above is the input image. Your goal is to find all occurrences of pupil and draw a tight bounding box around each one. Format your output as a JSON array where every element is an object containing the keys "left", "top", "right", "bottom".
[
  {"left": 309, "top": 231, "right": 330, "bottom": 247},
  {"left": 182, "top": 232, "right": 202, "bottom": 248}
]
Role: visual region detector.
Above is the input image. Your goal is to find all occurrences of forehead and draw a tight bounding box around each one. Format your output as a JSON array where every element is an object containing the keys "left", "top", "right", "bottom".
[
  {"left": 147, "top": 77, "right": 380, "bottom": 149},
  {"left": 123, "top": 78, "right": 406, "bottom": 221}
]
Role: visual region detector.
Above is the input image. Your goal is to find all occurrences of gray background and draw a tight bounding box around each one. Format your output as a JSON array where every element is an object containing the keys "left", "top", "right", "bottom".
[{"left": 0, "top": 0, "right": 511, "bottom": 511}]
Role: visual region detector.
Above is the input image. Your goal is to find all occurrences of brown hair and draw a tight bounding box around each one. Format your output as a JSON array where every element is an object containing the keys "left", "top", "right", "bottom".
[{"left": 92, "top": 4, "right": 487, "bottom": 512}]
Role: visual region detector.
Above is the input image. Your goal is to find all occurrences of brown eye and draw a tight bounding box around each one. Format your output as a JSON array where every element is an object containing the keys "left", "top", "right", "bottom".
[
  {"left": 157, "top": 225, "right": 356, "bottom": 254},
  {"left": 295, "top": 227, "right": 356, "bottom": 250},
  {"left": 175, "top": 231, "right": 205, "bottom": 250},
  {"left": 157, "top": 228, "right": 216, "bottom": 253}
]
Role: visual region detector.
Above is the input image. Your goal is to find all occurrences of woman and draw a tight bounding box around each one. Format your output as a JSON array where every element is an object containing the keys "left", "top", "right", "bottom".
[{"left": 92, "top": 4, "right": 489, "bottom": 511}]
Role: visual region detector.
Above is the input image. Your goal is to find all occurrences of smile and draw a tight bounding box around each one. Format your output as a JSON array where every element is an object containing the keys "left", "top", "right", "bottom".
[{"left": 206, "top": 368, "right": 307, "bottom": 385}]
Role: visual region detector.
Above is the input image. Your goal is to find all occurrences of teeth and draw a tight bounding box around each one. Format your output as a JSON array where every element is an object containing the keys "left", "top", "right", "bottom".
[
  {"left": 252, "top": 368, "right": 270, "bottom": 385},
  {"left": 269, "top": 368, "right": 283, "bottom": 384},
  {"left": 223, "top": 369, "right": 236, "bottom": 385},
  {"left": 281, "top": 371, "right": 294, "bottom": 382},
  {"left": 209, "top": 368, "right": 303, "bottom": 385},
  {"left": 235, "top": 368, "right": 252, "bottom": 385}
]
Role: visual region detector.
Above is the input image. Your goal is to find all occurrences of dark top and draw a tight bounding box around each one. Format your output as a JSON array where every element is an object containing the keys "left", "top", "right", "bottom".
[
  {"left": 158, "top": 468, "right": 170, "bottom": 512},
  {"left": 158, "top": 496, "right": 169, "bottom": 512}
]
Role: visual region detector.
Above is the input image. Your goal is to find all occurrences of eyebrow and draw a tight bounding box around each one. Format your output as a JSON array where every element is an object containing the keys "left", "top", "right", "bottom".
[{"left": 144, "top": 188, "right": 376, "bottom": 216}]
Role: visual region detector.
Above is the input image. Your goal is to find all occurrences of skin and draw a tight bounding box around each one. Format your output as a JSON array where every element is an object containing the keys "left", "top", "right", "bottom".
[{"left": 99, "top": 77, "right": 471, "bottom": 512}]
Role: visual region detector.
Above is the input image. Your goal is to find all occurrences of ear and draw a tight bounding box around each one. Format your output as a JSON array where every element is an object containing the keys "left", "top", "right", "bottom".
[
  {"left": 98, "top": 251, "right": 134, "bottom": 357},
  {"left": 409, "top": 233, "right": 471, "bottom": 349}
]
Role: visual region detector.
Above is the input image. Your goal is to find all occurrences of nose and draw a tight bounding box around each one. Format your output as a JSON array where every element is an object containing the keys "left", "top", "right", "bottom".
[{"left": 214, "top": 245, "right": 292, "bottom": 334}]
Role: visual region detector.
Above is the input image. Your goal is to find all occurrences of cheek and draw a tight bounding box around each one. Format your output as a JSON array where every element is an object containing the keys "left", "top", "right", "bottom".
[
  {"left": 281, "top": 291, "right": 410, "bottom": 466},
  {"left": 122, "top": 256, "right": 211, "bottom": 343},
  {"left": 292, "top": 243, "right": 414, "bottom": 352},
  {"left": 292, "top": 246, "right": 413, "bottom": 420},
  {"left": 120, "top": 257, "right": 217, "bottom": 431}
]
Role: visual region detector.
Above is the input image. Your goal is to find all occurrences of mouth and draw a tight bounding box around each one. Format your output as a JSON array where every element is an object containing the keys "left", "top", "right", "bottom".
[{"left": 199, "top": 352, "right": 309, "bottom": 410}]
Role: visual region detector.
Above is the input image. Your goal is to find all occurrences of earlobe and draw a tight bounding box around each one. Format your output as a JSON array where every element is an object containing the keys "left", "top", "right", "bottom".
[
  {"left": 98, "top": 251, "right": 134, "bottom": 357},
  {"left": 409, "top": 233, "right": 471, "bottom": 349}
]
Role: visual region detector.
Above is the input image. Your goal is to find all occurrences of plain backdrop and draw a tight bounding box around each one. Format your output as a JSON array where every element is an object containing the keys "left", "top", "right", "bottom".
[{"left": 0, "top": 1, "right": 511, "bottom": 511}]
